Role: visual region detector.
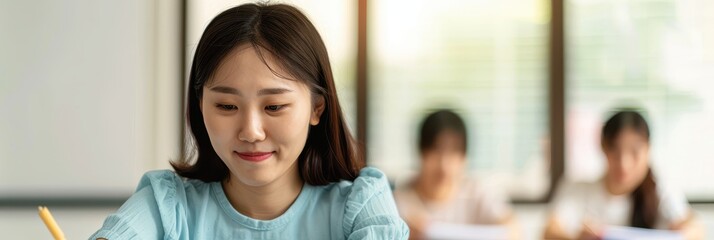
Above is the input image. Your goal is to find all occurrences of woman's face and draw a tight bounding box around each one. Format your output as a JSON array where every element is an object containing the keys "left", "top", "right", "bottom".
[
  {"left": 420, "top": 131, "right": 466, "bottom": 186},
  {"left": 603, "top": 128, "right": 650, "bottom": 195},
  {"left": 201, "top": 45, "right": 323, "bottom": 187}
]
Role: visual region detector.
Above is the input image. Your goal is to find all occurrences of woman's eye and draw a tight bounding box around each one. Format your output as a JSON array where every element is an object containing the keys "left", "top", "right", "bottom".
[
  {"left": 216, "top": 104, "right": 237, "bottom": 111},
  {"left": 265, "top": 105, "right": 285, "bottom": 112}
]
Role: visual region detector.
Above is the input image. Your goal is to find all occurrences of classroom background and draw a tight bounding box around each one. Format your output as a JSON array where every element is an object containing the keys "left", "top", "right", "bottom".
[{"left": 1, "top": 0, "right": 713, "bottom": 239}]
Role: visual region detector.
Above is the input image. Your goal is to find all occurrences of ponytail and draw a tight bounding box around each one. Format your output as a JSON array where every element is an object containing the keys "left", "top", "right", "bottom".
[{"left": 630, "top": 168, "right": 659, "bottom": 228}]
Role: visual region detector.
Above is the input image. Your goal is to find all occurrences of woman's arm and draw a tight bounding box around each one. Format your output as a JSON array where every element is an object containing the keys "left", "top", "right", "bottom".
[
  {"left": 544, "top": 215, "right": 609, "bottom": 240},
  {"left": 344, "top": 168, "right": 410, "bottom": 240},
  {"left": 89, "top": 186, "right": 165, "bottom": 240},
  {"left": 543, "top": 215, "right": 574, "bottom": 240},
  {"left": 90, "top": 170, "right": 185, "bottom": 240},
  {"left": 670, "top": 211, "right": 705, "bottom": 240},
  {"left": 498, "top": 214, "right": 522, "bottom": 240}
]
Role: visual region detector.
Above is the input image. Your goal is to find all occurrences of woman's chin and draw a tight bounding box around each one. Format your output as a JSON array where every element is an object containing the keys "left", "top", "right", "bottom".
[
  {"left": 231, "top": 169, "right": 278, "bottom": 187},
  {"left": 605, "top": 178, "right": 629, "bottom": 195}
]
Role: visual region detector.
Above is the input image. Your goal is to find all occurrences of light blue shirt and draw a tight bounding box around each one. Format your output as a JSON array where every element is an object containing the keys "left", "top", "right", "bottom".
[{"left": 90, "top": 167, "right": 409, "bottom": 239}]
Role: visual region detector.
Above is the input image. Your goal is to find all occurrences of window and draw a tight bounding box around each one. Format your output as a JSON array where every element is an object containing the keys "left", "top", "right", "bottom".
[
  {"left": 565, "top": 0, "right": 714, "bottom": 200},
  {"left": 367, "top": 0, "right": 551, "bottom": 200}
]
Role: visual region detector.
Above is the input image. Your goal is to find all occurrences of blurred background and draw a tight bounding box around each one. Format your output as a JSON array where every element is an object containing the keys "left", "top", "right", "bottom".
[{"left": 1, "top": 0, "right": 713, "bottom": 239}]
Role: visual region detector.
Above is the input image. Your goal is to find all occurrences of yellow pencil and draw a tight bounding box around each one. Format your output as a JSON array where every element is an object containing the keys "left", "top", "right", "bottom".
[{"left": 38, "top": 206, "right": 66, "bottom": 240}]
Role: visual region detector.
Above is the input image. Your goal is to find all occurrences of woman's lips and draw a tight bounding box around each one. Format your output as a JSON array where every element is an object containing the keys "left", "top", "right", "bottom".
[{"left": 235, "top": 151, "right": 273, "bottom": 162}]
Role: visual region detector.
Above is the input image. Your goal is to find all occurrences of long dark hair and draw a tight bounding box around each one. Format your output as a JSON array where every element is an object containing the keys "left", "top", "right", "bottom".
[
  {"left": 418, "top": 109, "right": 468, "bottom": 154},
  {"left": 172, "top": 3, "right": 364, "bottom": 185},
  {"left": 601, "top": 110, "right": 658, "bottom": 228}
]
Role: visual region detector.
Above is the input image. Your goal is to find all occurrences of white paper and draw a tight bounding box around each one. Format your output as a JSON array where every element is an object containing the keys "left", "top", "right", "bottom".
[
  {"left": 601, "top": 225, "right": 684, "bottom": 240},
  {"left": 424, "top": 222, "right": 509, "bottom": 240}
]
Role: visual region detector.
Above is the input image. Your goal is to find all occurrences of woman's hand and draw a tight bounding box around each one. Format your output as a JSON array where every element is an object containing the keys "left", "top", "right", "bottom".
[
  {"left": 670, "top": 211, "right": 705, "bottom": 240},
  {"left": 576, "top": 222, "right": 602, "bottom": 240}
]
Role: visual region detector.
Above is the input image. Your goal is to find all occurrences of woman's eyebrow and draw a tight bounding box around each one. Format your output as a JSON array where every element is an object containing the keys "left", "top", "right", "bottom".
[
  {"left": 208, "top": 86, "right": 292, "bottom": 96},
  {"left": 210, "top": 86, "right": 241, "bottom": 95},
  {"left": 258, "top": 88, "right": 293, "bottom": 96}
]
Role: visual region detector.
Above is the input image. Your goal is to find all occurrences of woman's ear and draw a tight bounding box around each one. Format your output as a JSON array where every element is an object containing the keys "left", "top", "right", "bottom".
[{"left": 310, "top": 96, "right": 325, "bottom": 126}]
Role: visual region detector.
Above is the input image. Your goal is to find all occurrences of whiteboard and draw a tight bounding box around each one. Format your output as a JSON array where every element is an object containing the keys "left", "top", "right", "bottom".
[{"left": 0, "top": 0, "right": 181, "bottom": 199}]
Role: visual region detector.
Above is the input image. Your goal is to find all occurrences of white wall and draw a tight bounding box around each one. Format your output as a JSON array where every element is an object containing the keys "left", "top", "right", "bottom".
[{"left": 0, "top": 0, "right": 181, "bottom": 198}]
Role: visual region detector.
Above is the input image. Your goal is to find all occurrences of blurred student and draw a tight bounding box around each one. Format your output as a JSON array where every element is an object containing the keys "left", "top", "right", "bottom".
[
  {"left": 544, "top": 110, "right": 704, "bottom": 239},
  {"left": 394, "top": 109, "right": 518, "bottom": 239}
]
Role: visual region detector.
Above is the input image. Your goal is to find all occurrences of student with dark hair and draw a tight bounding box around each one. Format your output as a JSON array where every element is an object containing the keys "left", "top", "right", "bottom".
[
  {"left": 91, "top": 3, "right": 408, "bottom": 239},
  {"left": 393, "top": 109, "right": 518, "bottom": 239},
  {"left": 543, "top": 110, "right": 704, "bottom": 239}
]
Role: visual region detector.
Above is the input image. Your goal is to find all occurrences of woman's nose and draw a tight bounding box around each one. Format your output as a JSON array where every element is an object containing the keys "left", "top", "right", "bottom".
[{"left": 238, "top": 110, "right": 266, "bottom": 143}]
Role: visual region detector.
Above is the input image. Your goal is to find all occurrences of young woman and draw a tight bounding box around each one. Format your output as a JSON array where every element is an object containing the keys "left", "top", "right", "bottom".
[
  {"left": 393, "top": 109, "right": 518, "bottom": 239},
  {"left": 544, "top": 110, "right": 704, "bottom": 239},
  {"left": 91, "top": 3, "right": 408, "bottom": 239}
]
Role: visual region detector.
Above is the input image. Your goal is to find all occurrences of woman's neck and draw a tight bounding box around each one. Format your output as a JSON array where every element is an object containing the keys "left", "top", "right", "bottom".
[
  {"left": 602, "top": 174, "right": 629, "bottom": 196},
  {"left": 222, "top": 165, "right": 304, "bottom": 220}
]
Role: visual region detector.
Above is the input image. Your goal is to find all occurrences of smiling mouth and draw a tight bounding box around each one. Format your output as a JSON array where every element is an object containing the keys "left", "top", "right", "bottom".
[{"left": 234, "top": 151, "right": 273, "bottom": 162}]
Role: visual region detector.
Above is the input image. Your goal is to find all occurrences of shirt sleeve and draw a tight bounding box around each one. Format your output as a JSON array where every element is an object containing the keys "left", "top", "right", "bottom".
[
  {"left": 343, "top": 167, "right": 410, "bottom": 240},
  {"left": 473, "top": 182, "right": 513, "bottom": 224},
  {"left": 89, "top": 170, "right": 186, "bottom": 240},
  {"left": 657, "top": 182, "right": 691, "bottom": 226},
  {"left": 547, "top": 180, "right": 583, "bottom": 237}
]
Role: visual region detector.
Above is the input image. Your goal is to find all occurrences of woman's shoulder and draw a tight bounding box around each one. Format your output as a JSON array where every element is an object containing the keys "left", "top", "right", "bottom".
[
  {"left": 90, "top": 170, "right": 200, "bottom": 239},
  {"left": 318, "top": 167, "right": 391, "bottom": 196},
  {"left": 555, "top": 178, "right": 604, "bottom": 196},
  {"left": 334, "top": 167, "right": 409, "bottom": 239},
  {"left": 138, "top": 170, "right": 181, "bottom": 188},
  {"left": 132, "top": 170, "right": 185, "bottom": 206},
  {"left": 549, "top": 178, "right": 607, "bottom": 209},
  {"left": 138, "top": 170, "right": 212, "bottom": 194},
  {"left": 653, "top": 174, "right": 691, "bottom": 223},
  {"left": 134, "top": 169, "right": 213, "bottom": 211},
  {"left": 347, "top": 167, "right": 392, "bottom": 193}
]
